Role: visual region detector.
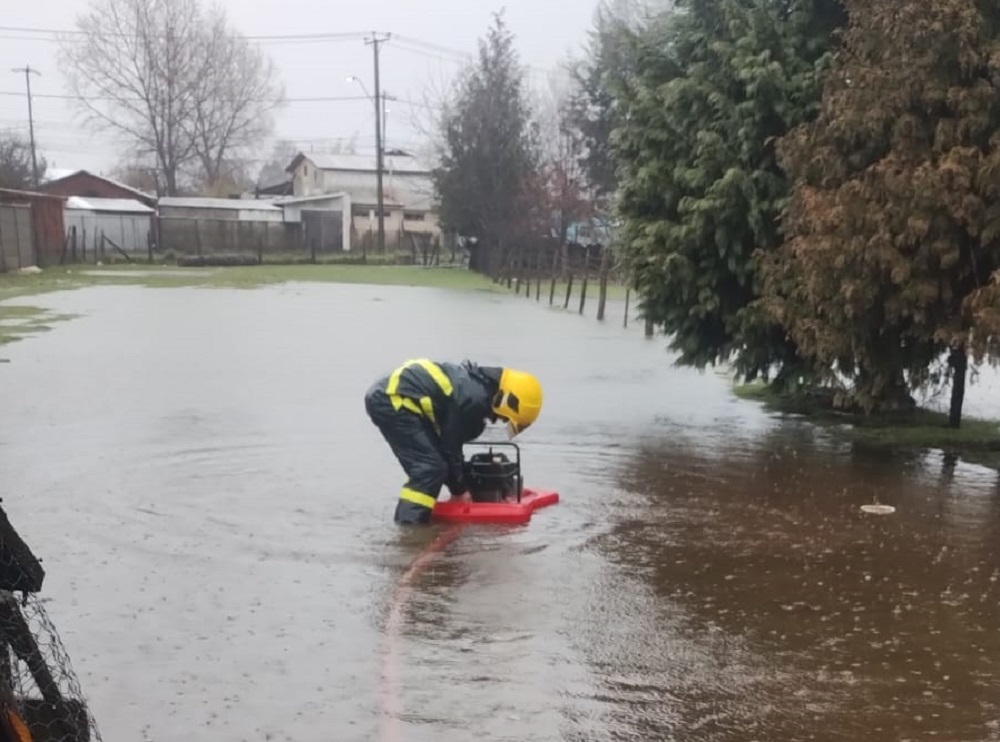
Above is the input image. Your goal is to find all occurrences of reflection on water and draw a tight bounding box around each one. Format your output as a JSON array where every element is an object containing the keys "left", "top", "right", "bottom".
[{"left": 578, "top": 426, "right": 1000, "bottom": 740}]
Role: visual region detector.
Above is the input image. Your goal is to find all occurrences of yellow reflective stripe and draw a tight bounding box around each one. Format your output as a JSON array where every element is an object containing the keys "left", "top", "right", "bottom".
[
  {"left": 389, "top": 394, "right": 423, "bottom": 416},
  {"left": 385, "top": 359, "right": 453, "bottom": 397},
  {"left": 385, "top": 361, "right": 410, "bottom": 396},
  {"left": 419, "top": 396, "right": 435, "bottom": 424},
  {"left": 400, "top": 487, "right": 437, "bottom": 510},
  {"left": 417, "top": 360, "right": 453, "bottom": 396}
]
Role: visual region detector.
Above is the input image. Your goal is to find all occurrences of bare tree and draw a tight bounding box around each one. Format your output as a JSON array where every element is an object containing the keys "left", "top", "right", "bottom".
[
  {"left": 188, "top": 7, "right": 284, "bottom": 189},
  {"left": 0, "top": 132, "right": 47, "bottom": 190},
  {"left": 59, "top": 0, "right": 283, "bottom": 195},
  {"left": 536, "top": 66, "right": 593, "bottom": 243},
  {"left": 108, "top": 155, "right": 160, "bottom": 194}
]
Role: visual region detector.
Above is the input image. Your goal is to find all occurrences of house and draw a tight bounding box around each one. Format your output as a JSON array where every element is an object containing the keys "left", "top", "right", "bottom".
[
  {"left": 37, "top": 169, "right": 157, "bottom": 209},
  {"left": 0, "top": 188, "right": 67, "bottom": 270},
  {"left": 64, "top": 197, "right": 155, "bottom": 257},
  {"left": 284, "top": 152, "right": 440, "bottom": 249}
]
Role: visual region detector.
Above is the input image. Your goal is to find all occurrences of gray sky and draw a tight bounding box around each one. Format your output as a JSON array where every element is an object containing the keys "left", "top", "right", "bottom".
[{"left": 0, "top": 0, "right": 600, "bottom": 182}]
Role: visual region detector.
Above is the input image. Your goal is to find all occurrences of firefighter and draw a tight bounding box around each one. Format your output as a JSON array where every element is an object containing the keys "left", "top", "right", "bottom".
[{"left": 364, "top": 359, "right": 543, "bottom": 525}]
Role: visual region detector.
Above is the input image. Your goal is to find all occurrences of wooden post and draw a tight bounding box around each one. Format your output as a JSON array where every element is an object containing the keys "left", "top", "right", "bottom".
[
  {"left": 549, "top": 248, "right": 558, "bottom": 306},
  {"left": 624, "top": 288, "right": 630, "bottom": 329},
  {"left": 596, "top": 247, "right": 610, "bottom": 321},
  {"left": 645, "top": 314, "right": 654, "bottom": 338},
  {"left": 535, "top": 250, "right": 543, "bottom": 301},
  {"left": 563, "top": 245, "right": 574, "bottom": 309},
  {"left": 578, "top": 246, "right": 590, "bottom": 315}
]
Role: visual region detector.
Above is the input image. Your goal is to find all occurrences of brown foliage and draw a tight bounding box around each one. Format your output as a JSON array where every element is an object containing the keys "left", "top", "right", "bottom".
[{"left": 760, "top": 0, "right": 1000, "bottom": 411}]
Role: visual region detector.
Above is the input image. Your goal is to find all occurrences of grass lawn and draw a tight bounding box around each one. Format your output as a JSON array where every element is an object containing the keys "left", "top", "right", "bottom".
[{"left": 734, "top": 380, "right": 1000, "bottom": 469}]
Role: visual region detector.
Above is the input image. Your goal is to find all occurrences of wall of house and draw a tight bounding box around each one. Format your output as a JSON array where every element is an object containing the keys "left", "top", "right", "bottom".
[{"left": 64, "top": 210, "right": 153, "bottom": 255}]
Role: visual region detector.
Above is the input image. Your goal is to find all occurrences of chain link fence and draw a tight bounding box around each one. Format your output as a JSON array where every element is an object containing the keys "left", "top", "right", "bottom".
[{"left": 0, "top": 506, "right": 101, "bottom": 742}]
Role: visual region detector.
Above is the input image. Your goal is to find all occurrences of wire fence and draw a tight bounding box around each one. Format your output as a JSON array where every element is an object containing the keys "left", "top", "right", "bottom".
[
  {"left": 0, "top": 506, "right": 102, "bottom": 742},
  {"left": 0, "top": 594, "right": 102, "bottom": 742},
  {"left": 480, "top": 239, "right": 656, "bottom": 336}
]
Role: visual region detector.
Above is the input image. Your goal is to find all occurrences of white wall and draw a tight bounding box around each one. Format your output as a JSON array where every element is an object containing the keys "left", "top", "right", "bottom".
[{"left": 280, "top": 194, "right": 353, "bottom": 251}]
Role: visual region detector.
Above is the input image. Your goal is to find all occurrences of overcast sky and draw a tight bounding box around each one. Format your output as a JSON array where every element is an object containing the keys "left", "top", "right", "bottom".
[{"left": 0, "top": 0, "right": 600, "bottom": 183}]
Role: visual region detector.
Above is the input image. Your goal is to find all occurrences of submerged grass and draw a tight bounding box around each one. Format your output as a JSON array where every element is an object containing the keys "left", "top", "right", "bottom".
[
  {"left": 0, "top": 263, "right": 633, "bottom": 303},
  {"left": 734, "top": 381, "right": 1000, "bottom": 469},
  {"left": 0, "top": 305, "right": 77, "bottom": 347},
  {"left": 0, "top": 263, "right": 501, "bottom": 298},
  {"left": 0, "top": 263, "right": 502, "bottom": 347}
]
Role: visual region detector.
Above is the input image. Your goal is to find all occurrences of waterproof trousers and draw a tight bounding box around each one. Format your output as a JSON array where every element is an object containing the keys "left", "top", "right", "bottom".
[{"left": 365, "top": 385, "right": 449, "bottom": 525}]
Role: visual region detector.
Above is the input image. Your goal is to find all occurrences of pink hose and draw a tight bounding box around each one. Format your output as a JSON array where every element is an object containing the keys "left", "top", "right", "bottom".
[{"left": 379, "top": 524, "right": 464, "bottom": 741}]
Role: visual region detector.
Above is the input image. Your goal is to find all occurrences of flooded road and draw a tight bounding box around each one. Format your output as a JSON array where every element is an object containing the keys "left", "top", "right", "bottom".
[{"left": 2, "top": 280, "right": 1000, "bottom": 741}]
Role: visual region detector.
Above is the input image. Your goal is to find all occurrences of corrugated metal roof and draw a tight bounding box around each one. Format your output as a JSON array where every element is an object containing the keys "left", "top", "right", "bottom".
[
  {"left": 274, "top": 192, "right": 349, "bottom": 206},
  {"left": 42, "top": 169, "right": 156, "bottom": 202},
  {"left": 158, "top": 197, "right": 282, "bottom": 211},
  {"left": 66, "top": 196, "right": 154, "bottom": 213},
  {"left": 301, "top": 153, "right": 431, "bottom": 174}
]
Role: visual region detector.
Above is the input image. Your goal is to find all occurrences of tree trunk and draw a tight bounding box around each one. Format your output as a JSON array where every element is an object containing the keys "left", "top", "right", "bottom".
[{"left": 949, "top": 346, "right": 968, "bottom": 429}]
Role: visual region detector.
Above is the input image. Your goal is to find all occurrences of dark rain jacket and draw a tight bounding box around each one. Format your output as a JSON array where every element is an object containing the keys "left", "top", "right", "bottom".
[{"left": 379, "top": 359, "right": 501, "bottom": 491}]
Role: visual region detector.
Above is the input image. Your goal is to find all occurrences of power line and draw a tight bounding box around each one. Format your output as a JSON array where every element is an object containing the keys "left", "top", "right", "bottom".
[
  {"left": 0, "top": 25, "right": 369, "bottom": 43},
  {"left": 0, "top": 90, "right": 434, "bottom": 108},
  {"left": 0, "top": 25, "right": 558, "bottom": 76}
]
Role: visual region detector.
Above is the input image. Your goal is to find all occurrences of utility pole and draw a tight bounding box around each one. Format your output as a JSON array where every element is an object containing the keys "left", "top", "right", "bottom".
[
  {"left": 11, "top": 65, "right": 41, "bottom": 188},
  {"left": 365, "top": 32, "right": 390, "bottom": 254}
]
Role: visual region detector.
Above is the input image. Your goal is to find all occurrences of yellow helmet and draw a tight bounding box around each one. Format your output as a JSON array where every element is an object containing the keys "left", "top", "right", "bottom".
[{"left": 492, "top": 368, "right": 543, "bottom": 438}]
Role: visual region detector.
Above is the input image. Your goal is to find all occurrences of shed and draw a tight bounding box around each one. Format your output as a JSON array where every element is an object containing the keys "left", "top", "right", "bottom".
[
  {"left": 275, "top": 193, "right": 351, "bottom": 252},
  {"left": 38, "top": 170, "right": 157, "bottom": 208},
  {"left": 64, "top": 197, "right": 155, "bottom": 257},
  {"left": 0, "top": 188, "right": 67, "bottom": 269}
]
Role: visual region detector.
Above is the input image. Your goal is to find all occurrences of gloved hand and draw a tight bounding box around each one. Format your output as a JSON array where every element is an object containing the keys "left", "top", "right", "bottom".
[{"left": 446, "top": 467, "right": 467, "bottom": 498}]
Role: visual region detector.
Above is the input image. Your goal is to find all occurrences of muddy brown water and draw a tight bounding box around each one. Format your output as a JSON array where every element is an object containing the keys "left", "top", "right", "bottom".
[{"left": 3, "top": 281, "right": 1000, "bottom": 741}]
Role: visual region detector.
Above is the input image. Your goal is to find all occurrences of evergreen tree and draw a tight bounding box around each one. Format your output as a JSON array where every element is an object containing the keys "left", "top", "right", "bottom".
[
  {"left": 761, "top": 0, "right": 1000, "bottom": 423},
  {"left": 432, "top": 11, "right": 541, "bottom": 274},
  {"left": 611, "top": 0, "right": 844, "bottom": 384}
]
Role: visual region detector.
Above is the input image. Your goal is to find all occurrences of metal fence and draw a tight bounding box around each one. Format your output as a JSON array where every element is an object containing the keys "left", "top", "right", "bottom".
[
  {"left": 63, "top": 213, "right": 152, "bottom": 259},
  {"left": 0, "top": 204, "right": 35, "bottom": 273},
  {"left": 158, "top": 216, "right": 347, "bottom": 264}
]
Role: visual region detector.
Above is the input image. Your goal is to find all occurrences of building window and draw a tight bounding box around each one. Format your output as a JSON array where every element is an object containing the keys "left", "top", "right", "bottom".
[{"left": 403, "top": 212, "right": 424, "bottom": 222}]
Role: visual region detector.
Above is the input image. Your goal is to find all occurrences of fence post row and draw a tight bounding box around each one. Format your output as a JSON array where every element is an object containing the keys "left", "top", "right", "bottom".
[{"left": 488, "top": 242, "right": 650, "bottom": 333}]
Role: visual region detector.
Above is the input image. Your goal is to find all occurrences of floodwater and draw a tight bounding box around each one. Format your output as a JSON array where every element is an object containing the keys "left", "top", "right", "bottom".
[{"left": 2, "top": 280, "right": 1000, "bottom": 742}]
